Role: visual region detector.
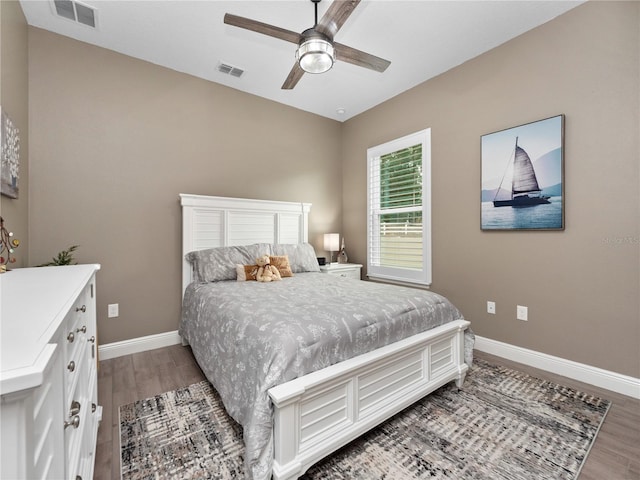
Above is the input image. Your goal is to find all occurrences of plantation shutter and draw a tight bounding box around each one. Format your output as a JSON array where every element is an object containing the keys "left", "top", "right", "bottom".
[{"left": 367, "top": 129, "right": 431, "bottom": 285}]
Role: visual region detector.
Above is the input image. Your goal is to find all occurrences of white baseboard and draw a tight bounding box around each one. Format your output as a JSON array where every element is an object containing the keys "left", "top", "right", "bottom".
[
  {"left": 474, "top": 335, "right": 640, "bottom": 399},
  {"left": 98, "top": 330, "right": 182, "bottom": 360},
  {"left": 98, "top": 330, "right": 640, "bottom": 399}
]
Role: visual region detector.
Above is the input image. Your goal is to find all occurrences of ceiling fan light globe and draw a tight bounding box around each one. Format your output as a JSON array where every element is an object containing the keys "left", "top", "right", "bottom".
[{"left": 296, "top": 38, "right": 334, "bottom": 74}]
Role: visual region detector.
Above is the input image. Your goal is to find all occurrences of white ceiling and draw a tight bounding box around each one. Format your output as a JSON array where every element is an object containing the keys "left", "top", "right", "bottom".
[{"left": 19, "top": 0, "right": 583, "bottom": 121}]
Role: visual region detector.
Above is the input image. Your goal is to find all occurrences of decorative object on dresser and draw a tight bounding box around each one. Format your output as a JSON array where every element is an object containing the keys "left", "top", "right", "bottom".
[
  {"left": 319, "top": 262, "right": 362, "bottom": 280},
  {"left": 0, "top": 216, "right": 20, "bottom": 272},
  {"left": 0, "top": 264, "right": 102, "bottom": 480},
  {"left": 323, "top": 232, "right": 339, "bottom": 263},
  {"left": 37, "top": 244, "right": 80, "bottom": 266}
]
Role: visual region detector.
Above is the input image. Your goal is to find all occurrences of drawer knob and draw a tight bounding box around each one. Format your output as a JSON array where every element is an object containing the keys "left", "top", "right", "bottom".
[
  {"left": 89, "top": 335, "right": 95, "bottom": 344},
  {"left": 70, "top": 400, "right": 81, "bottom": 416},
  {"left": 67, "top": 360, "right": 76, "bottom": 372},
  {"left": 76, "top": 325, "right": 87, "bottom": 333},
  {"left": 92, "top": 403, "right": 97, "bottom": 413},
  {"left": 64, "top": 415, "right": 80, "bottom": 429},
  {"left": 75, "top": 305, "right": 86, "bottom": 313},
  {"left": 67, "top": 332, "right": 75, "bottom": 343}
]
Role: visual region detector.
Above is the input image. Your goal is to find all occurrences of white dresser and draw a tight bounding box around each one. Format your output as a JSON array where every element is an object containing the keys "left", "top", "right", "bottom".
[
  {"left": 319, "top": 263, "right": 362, "bottom": 280},
  {"left": 0, "top": 264, "right": 102, "bottom": 480}
]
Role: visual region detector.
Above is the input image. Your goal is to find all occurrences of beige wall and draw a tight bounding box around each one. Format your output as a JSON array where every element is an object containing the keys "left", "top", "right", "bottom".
[
  {"left": 28, "top": 28, "right": 342, "bottom": 344},
  {"left": 0, "top": 0, "right": 29, "bottom": 267},
  {"left": 342, "top": 1, "right": 639, "bottom": 377},
  {"left": 25, "top": 2, "right": 639, "bottom": 377}
]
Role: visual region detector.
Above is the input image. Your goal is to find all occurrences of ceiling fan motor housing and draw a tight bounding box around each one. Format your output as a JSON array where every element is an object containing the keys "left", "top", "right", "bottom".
[{"left": 296, "top": 29, "right": 335, "bottom": 74}]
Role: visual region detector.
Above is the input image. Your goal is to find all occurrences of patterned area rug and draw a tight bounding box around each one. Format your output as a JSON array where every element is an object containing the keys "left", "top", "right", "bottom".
[{"left": 120, "top": 358, "right": 610, "bottom": 479}]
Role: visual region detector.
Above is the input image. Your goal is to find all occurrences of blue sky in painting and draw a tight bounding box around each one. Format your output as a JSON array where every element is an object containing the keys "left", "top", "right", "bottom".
[{"left": 481, "top": 115, "right": 563, "bottom": 189}]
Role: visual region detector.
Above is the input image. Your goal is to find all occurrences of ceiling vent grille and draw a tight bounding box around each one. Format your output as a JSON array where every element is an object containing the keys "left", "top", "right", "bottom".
[
  {"left": 53, "top": 0, "right": 96, "bottom": 28},
  {"left": 217, "top": 62, "right": 244, "bottom": 78}
]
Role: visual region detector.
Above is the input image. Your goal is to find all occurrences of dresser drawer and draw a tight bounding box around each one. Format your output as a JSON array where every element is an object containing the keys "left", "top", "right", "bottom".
[
  {"left": 63, "top": 312, "right": 83, "bottom": 386},
  {"left": 64, "top": 281, "right": 95, "bottom": 405},
  {"left": 64, "top": 321, "right": 87, "bottom": 406},
  {"left": 64, "top": 353, "right": 89, "bottom": 480},
  {"left": 64, "top": 360, "right": 101, "bottom": 480}
]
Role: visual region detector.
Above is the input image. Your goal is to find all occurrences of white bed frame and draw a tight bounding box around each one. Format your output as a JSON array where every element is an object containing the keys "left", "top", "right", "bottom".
[{"left": 180, "top": 194, "right": 470, "bottom": 480}]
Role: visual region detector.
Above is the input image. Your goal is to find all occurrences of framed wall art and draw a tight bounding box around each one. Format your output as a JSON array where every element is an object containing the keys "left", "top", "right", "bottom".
[
  {"left": 481, "top": 114, "right": 564, "bottom": 230},
  {"left": 1, "top": 107, "right": 20, "bottom": 199}
]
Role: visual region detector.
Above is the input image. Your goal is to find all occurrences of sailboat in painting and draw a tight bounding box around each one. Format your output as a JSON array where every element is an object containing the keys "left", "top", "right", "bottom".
[{"left": 493, "top": 137, "right": 550, "bottom": 207}]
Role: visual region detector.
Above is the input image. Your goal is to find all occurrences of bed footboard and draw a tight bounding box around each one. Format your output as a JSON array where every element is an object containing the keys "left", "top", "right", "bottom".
[{"left": 268, "top": 319, "right": 471, "bottom": 480}]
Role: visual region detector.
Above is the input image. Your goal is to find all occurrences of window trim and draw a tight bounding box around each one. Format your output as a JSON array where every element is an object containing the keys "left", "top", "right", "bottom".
[{"left": 366, "top": 129, "right": 432, "bottom": 286}]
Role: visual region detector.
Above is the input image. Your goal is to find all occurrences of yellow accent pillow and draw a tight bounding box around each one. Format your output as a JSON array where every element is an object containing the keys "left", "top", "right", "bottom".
[
  {"left": 236, "top": 264, "right": 259, "bottom": 281},
  {"left": 269, "top": 255, "right": 293, "bottom": 277}
]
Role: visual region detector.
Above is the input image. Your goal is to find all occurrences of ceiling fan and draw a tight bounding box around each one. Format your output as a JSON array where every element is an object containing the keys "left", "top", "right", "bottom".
[{"left": 224, "top": 0, "right": 391, "bottom": 90}]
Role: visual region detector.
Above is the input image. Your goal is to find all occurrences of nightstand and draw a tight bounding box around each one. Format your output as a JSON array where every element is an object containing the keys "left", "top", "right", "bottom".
[{"left": 319, "top": 263, "right": 362, "bottom": 280}]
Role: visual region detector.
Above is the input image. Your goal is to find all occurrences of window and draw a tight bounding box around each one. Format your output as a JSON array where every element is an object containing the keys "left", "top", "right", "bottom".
[{"left": 367, "top": 129, "right": 431, "bottom": 285}]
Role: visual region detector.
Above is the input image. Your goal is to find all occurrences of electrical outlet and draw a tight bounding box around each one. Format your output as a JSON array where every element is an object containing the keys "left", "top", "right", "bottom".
[
  {"left": 487, "top": 301, "right": 496, "bottom": 314},
  {"left": 517, "top": 305, "right": 528, "bottom": 321},
  {"left": 108, "top": 303, "right": 119, "bottom": 318}
]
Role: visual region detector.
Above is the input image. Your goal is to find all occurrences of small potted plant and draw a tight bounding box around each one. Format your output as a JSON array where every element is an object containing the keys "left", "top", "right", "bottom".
[{"left": 38, "top": 245, "right": 80, "bottom": 266}]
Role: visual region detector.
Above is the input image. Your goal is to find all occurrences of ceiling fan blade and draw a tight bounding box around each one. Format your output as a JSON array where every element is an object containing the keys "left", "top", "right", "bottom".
[
  {"left": 282, "top": 63, "right": 305, "bottom": 90},
  {"left": 334, "top": 42, "right": 391, "bottom": 72},
  {"left": 224, "top": 13, "right": 302, "bottom": 44},
  {"left": 316, "top": 0, "right": 361, "bottom": 38}
]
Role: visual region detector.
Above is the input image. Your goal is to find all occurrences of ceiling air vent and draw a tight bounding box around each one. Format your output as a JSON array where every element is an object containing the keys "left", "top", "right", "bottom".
[
  {"left": 53, "top": 0, "right": 96, "bottom": 28},
  {"left": 217, "top": 62, "right": 244, "bottom": 78}
]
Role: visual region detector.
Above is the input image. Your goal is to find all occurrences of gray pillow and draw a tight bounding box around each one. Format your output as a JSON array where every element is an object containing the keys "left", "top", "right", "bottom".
[
  {"left": 271, "top": 243, "right": 320, "bottom": 273},
  {"left": 186, "top": 243, "right": 272, "bottom": 282}
]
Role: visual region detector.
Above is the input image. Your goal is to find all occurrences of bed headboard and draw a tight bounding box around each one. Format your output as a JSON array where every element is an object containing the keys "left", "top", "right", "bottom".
[{"left": 180, "top": 194, "right": 311, "bottom": 294}]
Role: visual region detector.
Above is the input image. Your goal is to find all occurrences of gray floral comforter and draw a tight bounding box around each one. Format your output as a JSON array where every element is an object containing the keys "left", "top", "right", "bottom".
[{"left": 180, "top": 273, "right": 474, "bottom": 480}]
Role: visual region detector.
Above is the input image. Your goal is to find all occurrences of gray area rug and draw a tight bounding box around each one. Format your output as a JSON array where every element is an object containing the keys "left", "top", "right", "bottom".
[{"left": 120, "top": 358, "right": 610, "bottom": 479}]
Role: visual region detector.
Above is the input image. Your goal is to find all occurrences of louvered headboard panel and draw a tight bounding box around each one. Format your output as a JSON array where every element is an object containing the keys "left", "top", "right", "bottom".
[{"left": 180, "top": 194, "right": 311, "bottom": 294}]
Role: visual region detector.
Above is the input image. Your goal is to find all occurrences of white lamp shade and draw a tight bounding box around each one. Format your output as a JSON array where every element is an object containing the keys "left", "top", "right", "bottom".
[{"left": 324, "top": 233, "right": 340, "bottom": 252}]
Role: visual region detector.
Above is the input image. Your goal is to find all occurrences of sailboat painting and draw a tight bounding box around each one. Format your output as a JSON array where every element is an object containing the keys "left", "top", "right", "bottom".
[{"left": 481, "top": 115, "right": 564, "bottom": 230}]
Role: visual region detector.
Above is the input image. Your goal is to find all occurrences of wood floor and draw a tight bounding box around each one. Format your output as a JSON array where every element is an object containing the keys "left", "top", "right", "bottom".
[{"left": 94, "top": 346, "right": 640, "bottom": 480}]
